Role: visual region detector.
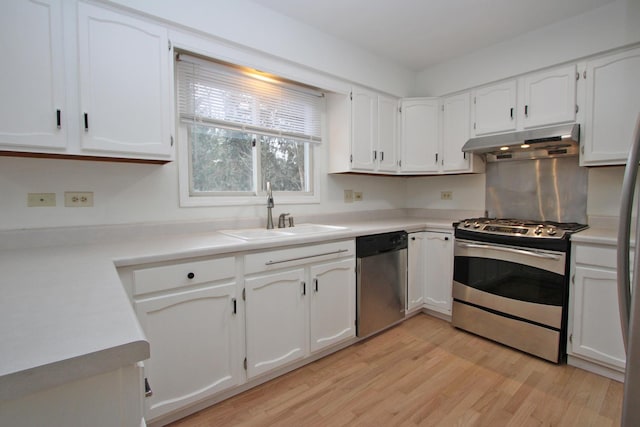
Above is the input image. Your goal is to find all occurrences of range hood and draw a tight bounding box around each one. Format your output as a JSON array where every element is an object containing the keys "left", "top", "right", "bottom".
[{"left": 462, "top": 123, "right": 580, "bottom": 162}]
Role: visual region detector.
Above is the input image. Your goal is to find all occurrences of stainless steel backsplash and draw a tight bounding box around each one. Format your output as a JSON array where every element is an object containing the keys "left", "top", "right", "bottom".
[{"left": 485, "top": 157, "right": 588, "bottom": 224}]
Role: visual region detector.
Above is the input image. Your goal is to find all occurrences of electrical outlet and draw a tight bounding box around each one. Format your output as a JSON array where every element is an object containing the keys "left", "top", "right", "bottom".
[
  {"left": 354, "top": 191, "right": 363, "bottom": 201},
  {"left": 441, "top": 191, "right": 453, "bottom": 200},
  {"left": 27, "top": 193, "right": 56, "bottom": 207},
  {"left": 65, "top": 192, "right": 94, "bottom": 207},
  {"left": 344, "top": 189, "right": 353, "bottom": 203}
]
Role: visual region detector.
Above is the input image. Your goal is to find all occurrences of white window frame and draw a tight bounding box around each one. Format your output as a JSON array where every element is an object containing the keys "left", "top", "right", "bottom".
[{"left": 175, "top": 53, "right": 323, "bottom": 207}]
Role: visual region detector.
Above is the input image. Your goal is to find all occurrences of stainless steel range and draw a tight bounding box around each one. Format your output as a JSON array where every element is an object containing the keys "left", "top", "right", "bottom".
[{"left": 452, "top": 217, "right": 588, "bottom": 363}]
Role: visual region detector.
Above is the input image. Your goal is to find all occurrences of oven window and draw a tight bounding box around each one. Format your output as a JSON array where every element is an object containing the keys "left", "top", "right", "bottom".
[{"left": 454, "top": 256, "right": 564, "bottom": 306}]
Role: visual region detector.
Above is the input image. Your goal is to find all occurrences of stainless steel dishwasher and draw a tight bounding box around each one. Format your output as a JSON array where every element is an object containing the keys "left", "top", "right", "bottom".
[{"left": 356, "top": 231, "right": 408, "bottom": 338}]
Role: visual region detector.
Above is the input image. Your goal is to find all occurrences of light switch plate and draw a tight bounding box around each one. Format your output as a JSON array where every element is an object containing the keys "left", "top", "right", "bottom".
[
  {"left": 27, "top": 193, "right": 56, "bottom": 207},
  {"left": 344, "top": 189, "right": 353, "bottom": 203}
]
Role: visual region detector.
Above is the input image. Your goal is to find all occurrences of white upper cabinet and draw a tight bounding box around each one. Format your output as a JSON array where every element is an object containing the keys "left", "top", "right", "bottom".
[
  {"left": 472, "top": 64, "right": 577, "bottom": 136},
  {"left": 441, "top": 93, "right": 479, "bottom": 173},
  {"left": 350, "top": 87, "right": 398, "bottom": 173},
  {"left": 0, "top": 0, "right": 67, "bottom": 150},
  {"left": 78, "top": 3, "right": 173, "bottom": 158},
  {"left": 581, "top": 47, "right": 640, "bottom": 166},
  {"left": 400, "top": 98, "right": 440, "bottom": 173},
  {"left": 521, "top": 64, "right": 577, "bottom": 129},
  {"left": 377, "top": 95, "right": 399, "bottom": 172},
  {"left": 351, "top": 87, "right": 377, "bottom": 171},
  {"left": 472, "top": 80, "right": 517, "bottom": 136},
  {"left": 0, "top": 0, "right": 174, "bottom": 162}
]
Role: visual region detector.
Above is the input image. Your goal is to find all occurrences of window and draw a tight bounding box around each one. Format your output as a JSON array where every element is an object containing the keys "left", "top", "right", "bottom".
[{"left": 176, "top": 53, "right": 323, "bottom": 205}]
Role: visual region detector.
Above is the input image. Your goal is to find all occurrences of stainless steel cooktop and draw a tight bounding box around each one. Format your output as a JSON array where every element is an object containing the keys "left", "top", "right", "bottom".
[{"left": 456, "top": 218, "right": 588, "bottom": 239}]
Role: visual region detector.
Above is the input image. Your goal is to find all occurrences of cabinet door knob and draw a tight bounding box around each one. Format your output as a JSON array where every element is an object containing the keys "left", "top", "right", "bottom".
[{"left": 187, "top": 272, "right": 195, "bottom": 279}]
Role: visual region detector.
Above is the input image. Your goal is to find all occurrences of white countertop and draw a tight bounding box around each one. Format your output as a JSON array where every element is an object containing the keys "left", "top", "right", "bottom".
[{"left": 0, "top": 216, "right": 454, "bottom": 401}]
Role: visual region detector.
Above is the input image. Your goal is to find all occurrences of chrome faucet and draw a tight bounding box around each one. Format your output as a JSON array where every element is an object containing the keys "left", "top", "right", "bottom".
[
  {"left": 278, "top": 213, "right": 290, "bottom": 228},
  {"left": 266, "top": 182, "right": 274, "bottom": 229}
]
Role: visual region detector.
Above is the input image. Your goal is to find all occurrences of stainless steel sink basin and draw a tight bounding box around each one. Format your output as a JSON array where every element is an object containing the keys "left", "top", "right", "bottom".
[{"left": 219, "top": 224, "right": 348, "bottom": 240}]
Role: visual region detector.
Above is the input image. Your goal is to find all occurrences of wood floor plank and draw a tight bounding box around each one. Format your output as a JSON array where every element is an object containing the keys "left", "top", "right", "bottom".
[{"left": 168, "top": 314, "right": 623, "bottom": 427}]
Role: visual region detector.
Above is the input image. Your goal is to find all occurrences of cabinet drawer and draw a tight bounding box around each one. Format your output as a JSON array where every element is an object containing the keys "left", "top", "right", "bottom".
[
  {"left": 574, "top": 244, "right": 616, "bottom": 269},
  {"left": 245, "top": 240, "right": 355, "bottom": 275},
  {"left": 133, "top": 257, "right": 235, "bottom": 296}
]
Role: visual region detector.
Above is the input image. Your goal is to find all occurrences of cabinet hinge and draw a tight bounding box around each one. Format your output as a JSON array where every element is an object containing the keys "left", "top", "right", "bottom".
[
  {"left": 473, "top": 97, "right": 476, "bottom": 105},
  {"left": 575, "top": 105, "right": 579, "bottom": 114},
  {"left": 170, "top": 135, "right": 174, "bottom": 146},
  {"left": 571, "top": 274, "right": 575, "bottom": 284},
  {"left": 576, "top": 71, "right": 580, "bottom": 81},
  {"left": 398, "top": 159, "right": 402, "bottom": 167},
  {"left": 441, "top": 105, "right": 444, "bottom": 112},
  {"left": 569, "top": 333, "right": 573, "bottom": 343},
  {"left": 473, "top": 122, "right": 476, "bottom": 130},
  {"left": 350, "top": 154, "right": 353, "bottom": 163},
  {"left": 350, "top": 91, "right": 353, "bottom": 101},
  {"left": 243, "top": 358, "right": 247, "bottom": 370},
  {"left": 168, "top": 40, "right": 172, "bottom": 51},
  {"left": 242, "top": 288, "right": 246, "bottom": 300},
  {"left": 581, "top": 145, "right": 585, "bottom": 155},
  {"left": 399, "top": 106, "right": 402, "bottom": 113},
  {"left": 583, "top": 70, "right": 587, "bottom": 79}
]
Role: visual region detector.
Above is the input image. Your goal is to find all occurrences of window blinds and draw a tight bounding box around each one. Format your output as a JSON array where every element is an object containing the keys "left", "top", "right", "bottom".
[{"left": 177, "top": 54, "right": 323, "bottom": 142}]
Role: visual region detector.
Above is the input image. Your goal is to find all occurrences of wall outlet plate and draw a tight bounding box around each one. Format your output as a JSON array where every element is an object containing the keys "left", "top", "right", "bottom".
[
  {"left": 354, "top": 191, "right": 363, "bottom": 201},
  {"left": 65, "top": 192, "right": 94, "bottom": 207},
  {"left": 344, "top": 189, "right": 353, "bottom": 203},
  {"left": 441, "top": 191, "right": 453, "bottom": 200},
  {"left": 27, "top": 193, "right": 56, "bottom": 207}
]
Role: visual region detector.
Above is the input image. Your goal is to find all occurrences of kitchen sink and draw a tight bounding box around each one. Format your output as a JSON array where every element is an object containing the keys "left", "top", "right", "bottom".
[
  {"left": 219, "top": 224, "right": 348, "bottom": 240},
  {"left": 282, "top": 224, "right": 348, "bottom": 234}
]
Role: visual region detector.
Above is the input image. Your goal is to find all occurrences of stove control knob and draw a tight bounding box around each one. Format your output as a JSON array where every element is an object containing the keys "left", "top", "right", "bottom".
[
  {"left": 534, "top": 226, "right": 543, "bottom": 235},
  {"left": 463, "top": 220, "right": 471, "bottom": 228},
  {"left": 547, "top": 227, "right": 557, "bottom": 236},
  {"left": 473, "top": 221, "right": 481, "bottom": 229}
]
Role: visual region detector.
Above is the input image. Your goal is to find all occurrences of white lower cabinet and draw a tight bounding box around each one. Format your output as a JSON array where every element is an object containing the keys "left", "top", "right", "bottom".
[
  {"left": 569, "top": 242, "right": 626, "bottom": 377},
  {"left": 245, "top": 241, "right": 356, "bottom": 379},
  {"left": 245, "top": 268, "right": 307, "bottom": 378},
  {"left": 309, "top": 258, "right": 356, "bottom": 352},
  {"left": 424, "top": 231, "right": 454, "bottom": 315},
  {"left": 131, "top": 256, "right": 241, "bottom": 422},
  {"left": 408, "top": 230, "right": 454, "bottom": 316},
  {"left": 407, "top": 232, "right": 426, "bottom": 312}
]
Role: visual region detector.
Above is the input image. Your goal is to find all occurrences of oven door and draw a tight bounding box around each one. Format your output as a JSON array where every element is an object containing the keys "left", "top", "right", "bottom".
[{"left": 452, "top": 238, "right": 566, "bottom": 328}]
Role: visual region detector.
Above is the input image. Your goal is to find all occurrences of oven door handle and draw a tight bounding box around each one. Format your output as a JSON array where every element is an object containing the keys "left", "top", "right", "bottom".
[{"left": 456, "top": 242, "right": 561, "bottom": 260}]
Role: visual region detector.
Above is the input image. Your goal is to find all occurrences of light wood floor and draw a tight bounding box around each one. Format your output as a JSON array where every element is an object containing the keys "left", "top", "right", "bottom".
[{"left": 169, "top": 314, "right": 623, "bottom": 426}]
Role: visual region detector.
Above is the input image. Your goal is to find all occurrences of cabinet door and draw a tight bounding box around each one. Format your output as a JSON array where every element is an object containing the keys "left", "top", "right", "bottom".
[
  {"left": 351, "top": 87, "right": 376, "bottom": 170},
  {"left": 245, "top": 268, "right": 307, "bottom": 378},
  {"left": 77, "top": 3, "right": 172, "bottom": 158},
  {"left": 522, "top": 64, "right": 577, "bottom": 129},
  {"left": 407, "top": 232, "right": 426, "bottom": 312},
  {"left": 377, "top": 95, "right": 398, "bottom": 172},
  {"left": 441, "top": 93, "right": 471, "bottom": 173},
  {"left": 582, "top": 47, "right": 640, "bottom": 165},
  {"left": 571, "top": 266, "right": 626, "bottom": 369},
  {"left": 400, "top": 99, "right": 439, "bottom": 173},
  {"left": 309, "top": 258, "right": 356, "bottom": 353},
  {"left": 0, "top": 0, "right": 66, "bottom": 149},
  {"left": 424, "top": 232, "right": 453, "bottom": 315},
  {"left": 135, "top": 282, "right": 240, "bottom": 420},
  {"left": 473, "top": 80, "right": 517, "bottom": 135}
]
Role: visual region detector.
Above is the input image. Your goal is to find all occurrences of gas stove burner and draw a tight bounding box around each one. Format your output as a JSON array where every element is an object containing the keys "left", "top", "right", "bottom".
[{"left": 456, "top": 217, "right": 588, "bottom": 239}]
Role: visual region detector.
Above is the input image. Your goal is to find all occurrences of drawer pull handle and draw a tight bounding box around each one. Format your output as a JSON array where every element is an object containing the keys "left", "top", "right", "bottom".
[
  {"left": 265, "top": 249, "right": 349, "bottom": 266},
  {"left": 187, "top": 272, "right": 195, "bottom": 279}
]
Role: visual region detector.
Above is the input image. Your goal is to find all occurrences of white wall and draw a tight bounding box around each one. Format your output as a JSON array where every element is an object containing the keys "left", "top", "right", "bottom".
[
  {"left": 415, "top": 0, "right": 640, "bottom": 96},
  {"left": 107, "top": 0, "right": 415, "bottom": 97},
  {"left": 405, "top": 174, "right": 485, "bottom": 212}
]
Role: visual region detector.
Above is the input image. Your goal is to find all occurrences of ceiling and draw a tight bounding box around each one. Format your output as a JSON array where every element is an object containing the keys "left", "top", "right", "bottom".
[{"left": 250, "top": 0, "right": 616, "bottom": 71}]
